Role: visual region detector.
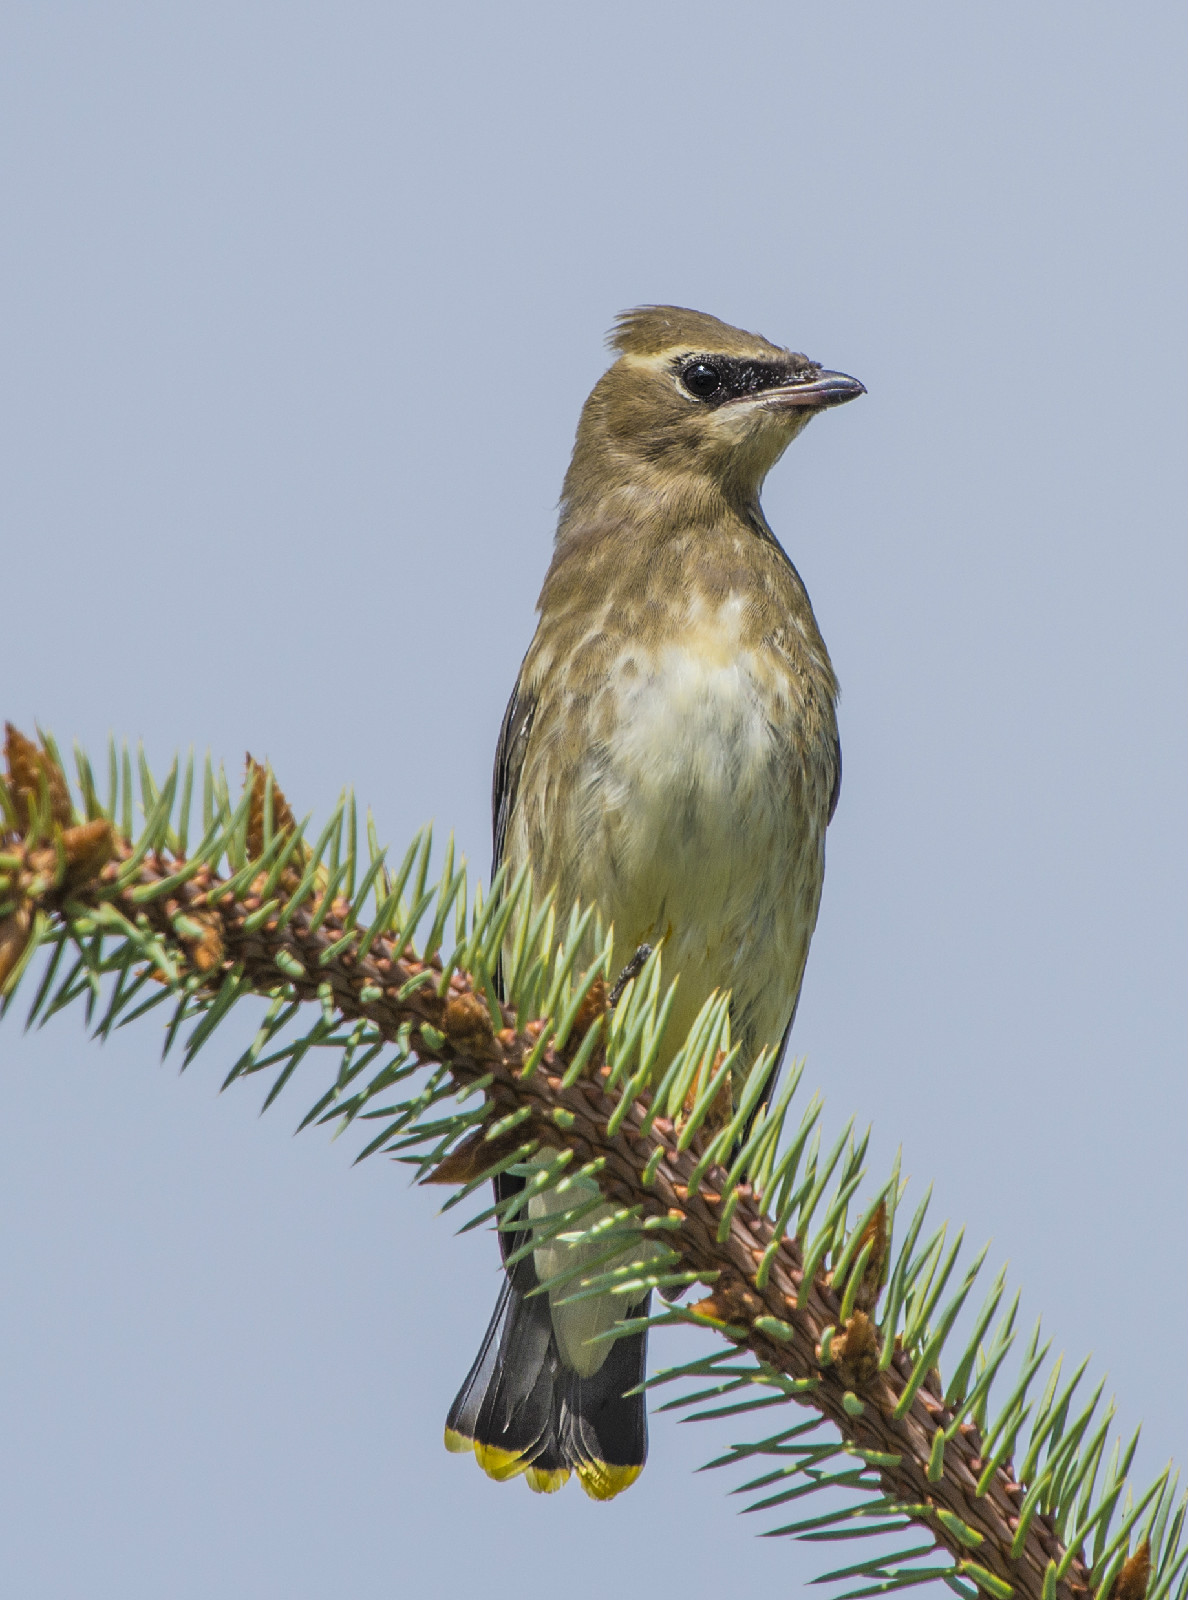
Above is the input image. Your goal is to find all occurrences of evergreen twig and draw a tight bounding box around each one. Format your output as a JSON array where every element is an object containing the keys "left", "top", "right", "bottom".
[{"left": 0, "top": 724, "right": 1181, "bottom": 1600}]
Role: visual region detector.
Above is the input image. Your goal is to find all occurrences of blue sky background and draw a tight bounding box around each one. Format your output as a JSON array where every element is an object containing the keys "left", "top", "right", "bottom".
[{"left": 1, "top": 5, "right": 1184, "bottom": 1597}]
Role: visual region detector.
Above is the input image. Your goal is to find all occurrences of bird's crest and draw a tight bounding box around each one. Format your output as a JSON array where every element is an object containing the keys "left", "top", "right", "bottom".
[{"left": 609, "top": 305, "right": 786, "bottom": 361}]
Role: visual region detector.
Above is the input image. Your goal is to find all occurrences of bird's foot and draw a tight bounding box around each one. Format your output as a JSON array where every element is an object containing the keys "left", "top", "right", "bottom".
[{"left": 608, "top": 944, "right": 653, "bottom": 1007}]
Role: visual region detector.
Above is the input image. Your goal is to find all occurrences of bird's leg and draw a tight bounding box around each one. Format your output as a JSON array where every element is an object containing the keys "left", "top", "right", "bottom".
[{"left": 608, "top": 943, "right": 653, "bottom": 1007}]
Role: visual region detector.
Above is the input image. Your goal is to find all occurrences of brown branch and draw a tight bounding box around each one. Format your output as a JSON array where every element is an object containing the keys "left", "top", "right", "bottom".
[{"left": 0, "top": 744, "right": 1095, "bottom": 1600}]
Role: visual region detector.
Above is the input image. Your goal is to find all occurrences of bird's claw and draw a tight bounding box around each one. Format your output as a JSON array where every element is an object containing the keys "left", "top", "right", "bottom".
[{"left": 608, "top": 943, "right": 653, "bottom": 1007}]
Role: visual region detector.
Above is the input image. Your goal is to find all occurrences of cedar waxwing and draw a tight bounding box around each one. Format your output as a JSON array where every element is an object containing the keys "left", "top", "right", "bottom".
[{"left": 445, "top": 307, "right": 864, "bottom": 1499}]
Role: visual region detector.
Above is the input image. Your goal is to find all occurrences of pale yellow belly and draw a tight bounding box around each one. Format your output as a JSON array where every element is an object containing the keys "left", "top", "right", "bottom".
[{"left": 509, "top": 628, "right": 830, "bottom": 1079}]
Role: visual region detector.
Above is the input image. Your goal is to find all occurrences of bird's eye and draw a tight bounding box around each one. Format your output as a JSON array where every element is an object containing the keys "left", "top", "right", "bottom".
[{"left": 682, "top": 361, "right": 723, "bottom": 399}]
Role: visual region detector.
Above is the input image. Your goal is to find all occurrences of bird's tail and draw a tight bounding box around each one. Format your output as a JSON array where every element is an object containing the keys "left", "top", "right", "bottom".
[{"left": 444, "top": 1274, "right": 649, "bottom": 1500}]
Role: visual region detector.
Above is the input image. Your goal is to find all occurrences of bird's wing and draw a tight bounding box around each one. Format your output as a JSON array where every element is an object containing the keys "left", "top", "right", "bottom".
[
  {"left": 827, "top": 731, "right": 842, "bottom": 823},
  {"left": 491, "top": 663, "right": 537, "bottom": 883}
]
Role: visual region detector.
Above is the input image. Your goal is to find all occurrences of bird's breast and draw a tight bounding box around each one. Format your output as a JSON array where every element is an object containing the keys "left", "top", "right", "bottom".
[
  {"left": 513, "top": 587, "right": 835, "bottom": 1064},
  {"left": 587, "top": 605, "right": 803, "bottom": 910},
  {"left": 601, "top": 621, "right": 782, "bottom": 856}
]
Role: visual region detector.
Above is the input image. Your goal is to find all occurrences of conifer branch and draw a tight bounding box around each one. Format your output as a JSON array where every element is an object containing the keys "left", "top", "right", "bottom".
[{"left": 1, "top": 724, "right": 1183, "bottom": 1600}]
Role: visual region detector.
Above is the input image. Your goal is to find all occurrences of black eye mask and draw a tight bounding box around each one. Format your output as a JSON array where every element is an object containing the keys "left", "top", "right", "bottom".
[{"left": 676, "top": 354, "right": 822, "bottom": 405}]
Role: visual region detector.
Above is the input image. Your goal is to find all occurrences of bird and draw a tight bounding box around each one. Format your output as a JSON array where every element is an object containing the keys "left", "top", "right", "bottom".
[{"left": 444, "top": 305, "right": 864, "bottom": 1500}]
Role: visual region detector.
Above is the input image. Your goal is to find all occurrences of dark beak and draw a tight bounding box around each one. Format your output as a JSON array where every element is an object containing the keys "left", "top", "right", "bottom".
[{"left": 764, "top": 370, "right": 866, "bottom": 411}]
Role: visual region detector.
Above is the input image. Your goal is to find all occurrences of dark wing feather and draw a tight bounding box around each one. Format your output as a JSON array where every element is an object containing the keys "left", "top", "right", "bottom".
[
  {"left": 448, "top": 653, "right": 648, "bottom": 1497},
  {"left": 731, "top": 1009, "right": 794, "bottom": 1160},
  {"left": 489, "top": 672, "right": 537, "bottom": 1257},
  {"left": 827, "top": 731, "right": 842, "bottom": 824},
  {"left": 491, "top": 664, "right": 537, "bottom": 883}
]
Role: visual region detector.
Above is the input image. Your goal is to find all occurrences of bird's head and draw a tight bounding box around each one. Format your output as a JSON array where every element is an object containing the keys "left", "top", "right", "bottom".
[{"left": 558, "top": 306, "right": 864, "bottom": 532}]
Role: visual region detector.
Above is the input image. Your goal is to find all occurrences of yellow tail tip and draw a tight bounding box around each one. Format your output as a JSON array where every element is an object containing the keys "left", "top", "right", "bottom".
[
  {"left": 576, "top": 1460, "right": 644, "bottom": 1501},
  {"left": 473, "top": 1440, "right": 528, "bottom": 1482},
  {"left": 445, "top": 1430, "right": 640, "bottom": 1498},
  {"left": 524, "top": 1465, "right": 571, "bottom": 1494}
]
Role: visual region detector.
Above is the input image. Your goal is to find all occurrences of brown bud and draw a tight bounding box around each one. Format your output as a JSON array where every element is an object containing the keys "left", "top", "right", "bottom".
[
  {"left": 682, "top": 1047, "right": 735, "bottom": 1134},
  {"left": 558, "top": 975, "right": 608, "bottom": 1064},
  {"left": 5, "top": 724, "right": 72, "bottom": 833},
  {"left": 244, "top": 756, "right": 307, "bottom": 892},
  {"left": 422, "top": 1120, "right": 529, "bottom": 1186},
  {"left": 176, "top": 910, "right": 224, "bottom": 975},
  {"left": 60, "top": 819, "right": 116, "bottom": 888},
  {"left": 1114, "top": 1542, "right": 1151, "bottom": 1600},
  {"left": 851, "top": 1199, "right": 890, "bottom": 1314},
  {"left": 442, "top": 990, "right": 500, "bottom": 1059},
  {"left": 690, "top": 1293, "right": 729, "bottom": 1323},
  {"left": 0, "top": 902, "right": 33, "bottom": 990},
  {"left": 831, "top": 1309, "right": 881, "bottom": 1389},
  {"left": 693, "top": 1278, "right": 761, "bottom": 1326}
]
